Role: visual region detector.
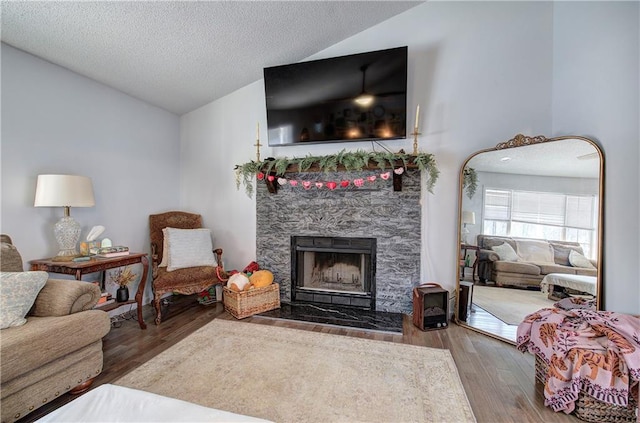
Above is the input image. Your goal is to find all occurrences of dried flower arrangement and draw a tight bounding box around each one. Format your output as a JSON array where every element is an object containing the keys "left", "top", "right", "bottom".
[{"left": 109, "top": 266, "right": 137, "bottom": 287}]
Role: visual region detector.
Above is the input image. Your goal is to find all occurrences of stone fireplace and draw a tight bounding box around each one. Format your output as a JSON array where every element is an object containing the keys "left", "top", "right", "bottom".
[
  {"left": 256, "top": 169, "right": 421, "bottom": 314},
  {"left": 291, "top": 236, "right": 376, "bottom": 309}
]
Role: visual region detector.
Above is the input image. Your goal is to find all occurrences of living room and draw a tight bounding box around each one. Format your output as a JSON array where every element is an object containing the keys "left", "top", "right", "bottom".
[{"left": 1, "top": 1, "right": 639, "bottom": 422}]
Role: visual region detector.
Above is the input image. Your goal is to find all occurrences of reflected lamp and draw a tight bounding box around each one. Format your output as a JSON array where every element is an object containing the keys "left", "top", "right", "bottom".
[
  {"left": 461, "top": 211, "right": 476, "bottom": 244},
  {"left": 34, "top": 175, "right": 95, "bottom": 258}
]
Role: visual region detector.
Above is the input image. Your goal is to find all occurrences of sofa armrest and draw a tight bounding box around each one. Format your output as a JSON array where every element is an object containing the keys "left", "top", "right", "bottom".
[
  {"left": 478, "top": 249, "right": 500, "bottom": 262},
  {"left": 31, "top": 278, "right": 102, "bottom": 317}
]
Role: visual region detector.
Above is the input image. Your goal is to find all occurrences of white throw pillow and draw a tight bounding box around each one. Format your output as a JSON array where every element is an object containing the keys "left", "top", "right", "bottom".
[
  {"left": 158, "top": 228, "right": 169, "bottom": 267},
  {"left": 491, "top": 243, "right": 519, "bottom": 262},
  {"left": 569, "top": 250, "right": 595, "bottom": 269},
  {"left": 165, "top": 228, "right": 217, "bottom": 272},
  {"left": 0, "top": 271, "right": 48, "bottom": 329}
]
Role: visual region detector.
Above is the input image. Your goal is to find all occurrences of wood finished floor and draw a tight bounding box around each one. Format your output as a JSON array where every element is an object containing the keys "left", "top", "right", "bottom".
[
  {"left": 465, "top": 303, "right": 518, "bottom": 343},
  {"left": 22, "top": 295, "right": 579, "bottom": 423}
]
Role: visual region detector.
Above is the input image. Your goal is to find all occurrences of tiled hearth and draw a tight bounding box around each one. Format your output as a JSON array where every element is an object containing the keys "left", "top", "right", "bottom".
[
  {"left": 257, "top": 303, "right": 404, "bottom": 333},
  {"left": 256, "top": 169, "right": 422, "bottom": 314}
]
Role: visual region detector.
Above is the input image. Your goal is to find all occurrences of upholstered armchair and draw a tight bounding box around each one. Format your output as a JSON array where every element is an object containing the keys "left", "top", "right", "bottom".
[{"left": 149, "top": 211, "right": 226, "bottom": 325}]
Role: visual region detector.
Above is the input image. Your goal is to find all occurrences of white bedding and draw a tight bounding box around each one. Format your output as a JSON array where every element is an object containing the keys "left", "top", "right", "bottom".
[
  {"left": 37, "top": 384, "right": 272, "bottom": 423},
  {"left": 540, "top": 273, "right": 597, "bottom": 295}
]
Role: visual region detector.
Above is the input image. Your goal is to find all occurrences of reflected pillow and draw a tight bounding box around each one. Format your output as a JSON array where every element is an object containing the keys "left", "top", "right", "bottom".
[
  {"left": 491, "top": 243, "right": 519, "bottom": 262},
  {"left": 569, "top": 250, "right": 595, "bottom": 269},
  {"left": 0, "top": 271, "right": 48, "bottom": 329},
  {"left": 515, "top": 239, "right": 555, "bottom": 263},
  {"left": 165, "top": 228, "right": 218, "bottom": 272}
]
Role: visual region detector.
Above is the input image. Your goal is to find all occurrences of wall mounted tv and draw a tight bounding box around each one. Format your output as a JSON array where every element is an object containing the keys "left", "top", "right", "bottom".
[{"left": 264, "top": 46, "right": 408, "bottom": 147}]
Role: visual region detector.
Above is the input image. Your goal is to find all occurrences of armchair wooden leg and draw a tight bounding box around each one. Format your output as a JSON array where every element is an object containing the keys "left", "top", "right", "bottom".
[{"left": 154, "top": 296, "right": 162, "bottom": 325}]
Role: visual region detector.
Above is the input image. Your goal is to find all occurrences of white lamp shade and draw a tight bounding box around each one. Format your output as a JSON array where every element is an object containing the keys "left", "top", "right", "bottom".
[
  {"left": 462, "top": 211, "right": 476, "bottom": 225},
  {"left": 34, "top": 175, "right": 95, "bottom": 207}
]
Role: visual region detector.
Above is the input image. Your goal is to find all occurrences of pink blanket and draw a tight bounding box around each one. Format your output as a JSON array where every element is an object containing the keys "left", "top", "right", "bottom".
[{"left": 517, "top": 304, "right": 640, "bottom": 413}]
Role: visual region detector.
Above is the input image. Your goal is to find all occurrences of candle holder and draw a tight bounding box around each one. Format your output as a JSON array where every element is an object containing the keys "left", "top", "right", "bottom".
[
  {"left": 254, "top": 122, "right": 262, "bottom": 162},
  {"left": 254, "top": 137, "right": 262, "bottom": 162},
  {"left": 411, "top": 128, "right": 421, "bottom": 155}
]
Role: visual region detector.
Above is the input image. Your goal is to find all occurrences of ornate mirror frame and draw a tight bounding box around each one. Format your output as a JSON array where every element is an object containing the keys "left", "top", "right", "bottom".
[{"left": 454, "top": 134, "right": 604, "bottom": 344}]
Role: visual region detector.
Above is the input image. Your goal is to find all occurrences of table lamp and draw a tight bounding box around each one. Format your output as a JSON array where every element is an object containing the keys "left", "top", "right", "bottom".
[
  {"left": 461, "top": 211, "right": 476, "bottom": 244},
  {"left": 34, "top": 174, "right": 95, "bottom": 259}
]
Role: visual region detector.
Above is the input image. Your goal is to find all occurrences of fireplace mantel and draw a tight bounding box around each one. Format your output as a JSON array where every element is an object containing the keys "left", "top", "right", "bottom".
[{"left": 235, "top": 150, "right": 439, "bottom": 197}]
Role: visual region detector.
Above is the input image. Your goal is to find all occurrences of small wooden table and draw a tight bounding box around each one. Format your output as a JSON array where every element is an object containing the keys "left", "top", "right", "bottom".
[
  {"left": 460, "top": 244, "right": 480, "bottom": 282},
  {"left": 30, "top": 253, "right": 149, "bottom": 329}
]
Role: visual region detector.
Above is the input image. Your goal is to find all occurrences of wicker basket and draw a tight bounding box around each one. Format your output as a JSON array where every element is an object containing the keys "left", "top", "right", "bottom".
[
  {"left": 223, "top": 283, "right": 280, "bottom": 319},
  {"left": 535, "top": 354, "right": 638, "bottom": 423}
]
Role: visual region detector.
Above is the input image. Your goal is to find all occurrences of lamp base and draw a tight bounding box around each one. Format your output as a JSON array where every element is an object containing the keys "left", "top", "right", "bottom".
[
  {"left": 54, "top": 215, "right": 81, "bottom": 258},
  {"left": 461, "top": 227, "right": 470, "bottom": 245}
]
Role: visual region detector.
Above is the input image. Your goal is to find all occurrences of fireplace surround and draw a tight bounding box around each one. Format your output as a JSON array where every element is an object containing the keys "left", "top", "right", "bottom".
[{"left": 256, "top": 169, "right": 422, "bottom": 314}]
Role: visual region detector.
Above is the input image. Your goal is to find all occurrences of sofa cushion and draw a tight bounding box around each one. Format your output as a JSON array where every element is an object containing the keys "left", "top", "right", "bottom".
[
  {"left": 551, "top": 243, "right": 584, "bottom": 266},
  {"left": 0, "top": 310, "right": 110, "bottom": 383},
  {"left": 515, "top": 239, "right": 555, "bottom": 263},
  {"left": 0, "top": 271, "right": 48, "bottom": 329},
  {"left": 0, "top": 237, "right": 23, "bottom": 272},
  {"left": 574, "top": 268, "right": 598, "bottom": 277},
  {"left": 569, "top": 250, "right": 596, "bottom": 269},
  {"left": 535, "top": 263, "right": 577, "bottom": 275},
  {"left": 493, "top": 261, "right": 541, "bottom": 276},
  {"left": 481, "top": 236, "right": 516, "bottom": 251},
  {"left": 491, "top": 243, "right": 519, "bottom": 261}
]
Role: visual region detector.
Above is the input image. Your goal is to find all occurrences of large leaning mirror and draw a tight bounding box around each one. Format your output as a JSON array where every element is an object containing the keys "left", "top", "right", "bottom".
[{"left": 455, "top": 134, "right": 604, "bottom": 344}]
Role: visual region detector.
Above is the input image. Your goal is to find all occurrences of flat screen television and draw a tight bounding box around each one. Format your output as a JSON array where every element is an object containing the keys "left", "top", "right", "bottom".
[{"left": 264, "top": 46, "right": 408, "bottom": 147}]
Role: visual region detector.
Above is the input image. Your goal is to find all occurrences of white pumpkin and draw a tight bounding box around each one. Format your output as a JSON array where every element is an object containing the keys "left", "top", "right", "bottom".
[{"left": 227, "top": 273, "right": 250, "bottom": 292}]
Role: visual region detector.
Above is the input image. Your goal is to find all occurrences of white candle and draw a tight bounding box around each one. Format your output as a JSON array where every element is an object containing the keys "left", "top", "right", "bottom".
[
  {"left": 256, "top": 122, "right": 260, "bottom": 140},
  {"left": 414, "top": 105, "right": 420, "bottom": 130}
]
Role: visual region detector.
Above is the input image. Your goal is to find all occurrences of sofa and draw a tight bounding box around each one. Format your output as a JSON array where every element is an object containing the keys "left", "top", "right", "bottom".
[
  {"left": 476, "top": 235, "right": 597, "bottom": 288},
  {"left": 0, "top": 235, "right": 111, "bottom": 422}
]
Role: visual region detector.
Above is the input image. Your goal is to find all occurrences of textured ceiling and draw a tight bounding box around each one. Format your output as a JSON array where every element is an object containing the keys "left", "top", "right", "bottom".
[{"left": 1, "top": 1, "right": 422, "bottom": 115}]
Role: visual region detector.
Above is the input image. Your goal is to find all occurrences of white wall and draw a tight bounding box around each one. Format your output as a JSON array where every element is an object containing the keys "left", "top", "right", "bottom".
[
  {"left": 1, "top": 44, "right": 181, "bottom": 302},
  {"left": 180, "top": 2, "right": 555, "bottom": 289},
  {"left": 551, "top": 2, "right": 639, "bottom": 311},
  {"left": 181, "top": 1, "right": 639, "bottom": 314}
]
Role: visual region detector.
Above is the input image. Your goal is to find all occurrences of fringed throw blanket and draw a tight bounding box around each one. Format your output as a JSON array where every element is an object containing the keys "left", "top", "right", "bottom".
[{"left": 517, "top": 300, "right": 640, "bottom": 413}]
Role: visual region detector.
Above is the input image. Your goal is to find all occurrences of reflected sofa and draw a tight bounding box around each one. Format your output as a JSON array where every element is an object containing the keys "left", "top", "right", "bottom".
[{"left": 476, "top": 235, "right": 597, "bottom": 288}]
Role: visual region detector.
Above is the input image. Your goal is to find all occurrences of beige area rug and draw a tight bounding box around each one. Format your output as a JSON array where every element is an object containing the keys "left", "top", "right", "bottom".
[
  {"left": 473, "top": 285, "right": 556, "bottom": 325},
  {"left": 116, "top": 319, "right": 476, "bottom": 423}
]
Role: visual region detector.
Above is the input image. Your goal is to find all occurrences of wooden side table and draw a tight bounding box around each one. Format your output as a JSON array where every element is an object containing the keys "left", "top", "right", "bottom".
[
  {"left": 30, "top": 253, "right": 149, "bottom": 329},
  {"left": 460, "top": 244, "right": 479, "bottom": 282}
]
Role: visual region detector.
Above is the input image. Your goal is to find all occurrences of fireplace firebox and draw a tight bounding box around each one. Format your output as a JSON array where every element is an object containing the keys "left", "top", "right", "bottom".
[{"left": 291, "top": 236, "right": 376, "bottom": 310}]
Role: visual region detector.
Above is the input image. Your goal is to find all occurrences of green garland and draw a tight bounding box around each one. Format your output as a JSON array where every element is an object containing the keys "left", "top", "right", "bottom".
[
  {"left": 463, "top": 167, "right": 478, "bottom": 199},
  {"left": 234, "top": 150, "right": 440, "bottom": 197}
]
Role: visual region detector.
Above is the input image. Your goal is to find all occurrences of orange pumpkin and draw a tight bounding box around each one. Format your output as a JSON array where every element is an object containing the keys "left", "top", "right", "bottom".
[{"left": 249, "top": 270, "right": 274, "bottom": 288}]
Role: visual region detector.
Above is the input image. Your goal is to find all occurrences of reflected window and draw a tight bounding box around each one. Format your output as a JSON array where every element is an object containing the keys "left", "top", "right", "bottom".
[{"left": 482, "top": 188, "right": 598, "bottom": 258}]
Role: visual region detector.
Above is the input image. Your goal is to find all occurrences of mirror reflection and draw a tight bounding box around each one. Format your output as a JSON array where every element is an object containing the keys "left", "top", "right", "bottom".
[{"left": 456, "top": 134, "right": 603, "bottom": 344}]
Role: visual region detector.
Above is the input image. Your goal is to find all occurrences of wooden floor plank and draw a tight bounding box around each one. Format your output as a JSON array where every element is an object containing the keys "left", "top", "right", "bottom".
[{"left": 20, "top": 295, "right": 579, "bottom": 423}]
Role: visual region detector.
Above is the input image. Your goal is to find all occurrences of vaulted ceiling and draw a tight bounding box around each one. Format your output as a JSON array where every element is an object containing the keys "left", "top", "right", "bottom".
[{"left": 1, "top": 1, "right": 422, "bottom": 115}]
